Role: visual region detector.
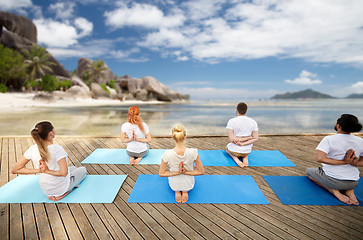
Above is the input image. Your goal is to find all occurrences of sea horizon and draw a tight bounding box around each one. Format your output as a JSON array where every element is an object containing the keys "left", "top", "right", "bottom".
[{"left": 0, "top": 98, "right": 362, "bottom": 136}]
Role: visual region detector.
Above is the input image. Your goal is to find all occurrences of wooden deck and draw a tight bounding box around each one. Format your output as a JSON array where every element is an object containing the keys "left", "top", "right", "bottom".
[{"left": 0, "top": 135, "right": 362, "bottom": 240}]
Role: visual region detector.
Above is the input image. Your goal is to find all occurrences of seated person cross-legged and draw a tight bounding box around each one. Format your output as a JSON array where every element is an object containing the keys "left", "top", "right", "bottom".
[{"left": 306, "top": 114, "right": 363, "bottom": 205}]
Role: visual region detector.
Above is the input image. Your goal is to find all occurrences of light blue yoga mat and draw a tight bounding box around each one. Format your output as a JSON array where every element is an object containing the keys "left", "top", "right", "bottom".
[
  {"left": 263, "top": 176, "right": 363, "bottom": 206},
  {"left": 210, "top": 150, "right": 296, "bottom": 167},
  {"left": 128, "top": 174, "right": 269, "bottom": 204},
  {"left": 0, "top": 175, "right": 127, "bottom": 203},
  {"left": 82, "top": 148, "right": 294, "bottom": 167},
  {"left": 82, "top": 148, "right": 166, "bottom": 164}
]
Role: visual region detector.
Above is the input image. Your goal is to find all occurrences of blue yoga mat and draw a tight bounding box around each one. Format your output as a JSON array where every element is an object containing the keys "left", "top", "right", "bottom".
[
  {"left": 263, "top": 176, "right": 363, "bottom": 206},
  {"left": 128, "top": 174, "right": 269, "bottom": 204},
  {"left": 82, "top": 148, "right": 166, "bottom": 164},
  {"left": 209, "top": 150, "right": 295, "bottom": 167},
  {"left": 0, "top": 175, "right": 127, "bottom": 203}
]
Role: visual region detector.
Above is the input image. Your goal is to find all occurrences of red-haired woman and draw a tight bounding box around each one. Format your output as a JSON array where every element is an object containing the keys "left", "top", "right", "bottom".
[
  {"left": 12, "top": 121, "right": 87, "bottom": 201},
  {"left": 121, "top": 106, "right": 152, "bottom": 165}
]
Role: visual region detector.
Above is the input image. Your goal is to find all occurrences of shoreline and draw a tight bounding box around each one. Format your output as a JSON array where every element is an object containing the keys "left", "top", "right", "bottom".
[
  {"left": 2, "top": 133, "right": 362, "bottom": 138},
  {"left": 0, "top": 92, "right": 170, "bottom": 112}
]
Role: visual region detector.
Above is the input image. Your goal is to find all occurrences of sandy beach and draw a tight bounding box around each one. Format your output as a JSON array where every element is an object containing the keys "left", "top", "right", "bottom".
[{"left": 0, "top": 93, "right": 164, "bottom": 112}]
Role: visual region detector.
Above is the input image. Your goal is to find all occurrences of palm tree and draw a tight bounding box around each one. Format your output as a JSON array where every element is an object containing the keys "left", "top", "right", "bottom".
[
  {"left": 22, "top": 45, "right": 56, "bottom": 81},
  {"left": 85, "top": 59, "right": 107, "bottom": 85}
]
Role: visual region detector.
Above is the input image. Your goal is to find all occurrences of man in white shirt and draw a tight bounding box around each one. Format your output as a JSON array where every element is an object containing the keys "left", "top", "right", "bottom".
[
  {"left": 306, "top": 114, "right": 363, "bottom": 205},
  {"left": 226, "top": 102, "right": 259, "bottom": 168}
]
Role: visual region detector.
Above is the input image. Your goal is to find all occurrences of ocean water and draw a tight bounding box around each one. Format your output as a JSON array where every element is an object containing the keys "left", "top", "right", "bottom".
[{"left": 1, "top": 99, "right": 362, "bottom": 136}]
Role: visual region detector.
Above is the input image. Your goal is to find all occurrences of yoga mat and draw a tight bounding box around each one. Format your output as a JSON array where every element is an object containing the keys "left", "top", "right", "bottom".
[
  {"left": 128, "top": 174, "right": 269, "bottom": 204},
  {"left": 82, "top": 148, "right": 166, "bottom": 164},
  {"left": 263, "top": 176, "right": 363, "bottom": 206},
  {"left": 210, "top": 150, "right": 296, "bottom": 167},
  {"left": 0, "top": 175, "right": 127, "bottom": 203}
]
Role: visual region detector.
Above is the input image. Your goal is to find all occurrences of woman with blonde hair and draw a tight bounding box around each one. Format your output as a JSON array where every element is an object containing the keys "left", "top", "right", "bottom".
[
  {"left": 12, "top": 121, "right": 87, "bottom": 201},
  {"left": 159, "top": 124, "right": 204, "bottom": 203},
  {"left": 121, "top": 106, "right": 151, "bottom": 165}
]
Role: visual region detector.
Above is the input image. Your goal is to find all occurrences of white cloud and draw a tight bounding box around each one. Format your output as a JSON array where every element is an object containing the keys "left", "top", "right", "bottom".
[
  {"left": 49, "top": 2, "right": 76, "bottom": 20},
  {"left": 349, "top": 81, "right": 363, "bottom": 94},
  {"left": 105, "top": 0, "right": 363, "bottom": 66},
  {"left": 47, "top": 39, "right": 116, "bottom": 59},
  {"left": 182, "top": 0, "right": 225, "bottom": 21},
  {"left": 177, "top": 87, "right": 279, "bottom": 100},
  {"left": 104, "top": 3, "right": 162, "bottom": 29},
  {"left": 172, "top": 81, "right": 211, "bottom": 86},
  {"left": 0, "top": 0, "right": 32, "bottom": 11},
  {"left": 109, "top": 48, "right": 148, "bottom": 62},
  {"left": 285, "top": 70, "right": 322, "bottom": 85},
  {"left": 74, "top": 17, "right": 93, "bottom": 37},
  {"left": 34, "top": 18, "right": 93, "bottom": 48}
]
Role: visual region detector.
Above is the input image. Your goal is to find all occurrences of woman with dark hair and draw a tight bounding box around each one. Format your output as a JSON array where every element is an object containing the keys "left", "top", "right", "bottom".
[
  {"left": 306, "top": 114, "right": 363, "bottom": 205},
  {"left": 121, "top": 106, "right": 151, "bottom": 165},
  {"left": 12, "top": 121, "right": 87, "bottom": 201}
]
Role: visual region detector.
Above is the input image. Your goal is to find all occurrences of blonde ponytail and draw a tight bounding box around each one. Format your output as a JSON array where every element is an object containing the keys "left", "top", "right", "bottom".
[
  {"left": 31, "top": 121, "right": 53, "bottom": 162},
  {"left": 172, "top": 124, "right": 186, "bottom": 143}
]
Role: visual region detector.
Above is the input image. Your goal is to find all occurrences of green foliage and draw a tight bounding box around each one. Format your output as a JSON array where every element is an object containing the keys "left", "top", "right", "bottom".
[
  {"left": 85, "top": 59, "right": 107, "bottom": 84},
  {"left": 100, "top": 83, "right": 110, "bottom": 94},
  {"left": 0, "top": 83, "right": 7, "bottom": 93},
  {"left": 183, "top": 94, "right": 190, "bottom": 100},
  {"left": 22, "top": 45, "right": 56, "bottom": 81},
  {"left": 40, "top": 74, "right": 57, "bottom": 92},
  {"left": 57, "top": 80, "right": 72, "bottom": 90},
  {"left": 0, "top": 44, "right": 27, "bottom": 85},
  {"left": 109, "top": 79, "right": 116, "bottom": 89},
  {"left": 24, "top": 79, "right": 39, "bottom": 90}
]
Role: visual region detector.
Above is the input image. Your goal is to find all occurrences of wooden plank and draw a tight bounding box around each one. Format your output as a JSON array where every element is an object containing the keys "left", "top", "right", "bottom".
[
  {"left": 22, "top": 204, "right": 39, "bottom": 240},
  {"left": 0, "top": 137, "right": 10, "bottom": 240},
  {"left": 33, "top": 204, "right": 53, "bottom": 240},
  {"left": 57, "top": 203, "right": 84, "bottom": 240},
  {"left": 45, "top": 203, "right": 68, "bottom": 240},
  {"left": 67, "top": 204, "right": 99, "bottom": 240},
  {"left": 0, "top": 138, "right": 9, "bottom": 186}
]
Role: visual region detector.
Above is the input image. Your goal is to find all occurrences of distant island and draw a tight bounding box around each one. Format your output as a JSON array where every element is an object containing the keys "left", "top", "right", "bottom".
[
  {"left": 271, "top": 89, "right": 334, "bottom": 99},
  {"left": 346, "top": 93, "right": 363, "bottom": 99}
]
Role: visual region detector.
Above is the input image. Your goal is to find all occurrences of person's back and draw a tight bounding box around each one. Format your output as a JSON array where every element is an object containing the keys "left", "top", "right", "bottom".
[
  {"left": 121, "top": 106, "right": 151, "bottom": 165},
  {"left": 306, "top": 114, "right": 363, "bottom": 205},
  {"left": 226, "top": 115, "right": 258, "bottom": 153},
  {"left": 159, "top": 124, "right": 204, "bottom": 203},
  {"left": 24, "top": 143, "right": 70, "bottom": 196},
  {"left": 12, "top": 121, "right": 87, "bottom": 201},
  {"left": 317, "top": 133, "right": 363, "bottom": 180},
  {"left": 225, "top": 102, "right": 258, "bottom": 168}
]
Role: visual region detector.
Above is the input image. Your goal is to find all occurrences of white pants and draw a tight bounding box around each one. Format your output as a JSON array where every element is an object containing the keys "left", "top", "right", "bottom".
[{"left": 67, "top": 166, "right": 87, "bottom": 191}]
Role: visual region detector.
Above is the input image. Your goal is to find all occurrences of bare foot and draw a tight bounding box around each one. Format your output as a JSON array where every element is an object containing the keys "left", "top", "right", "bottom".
[
  {"left": 236, "top": 160, "right": 247, "bottom": 168},
  {"left": 226, "top": 149, "right": 245, "bottom": 168},
  {"left": 181, "top": 192, "right": 189, "bottom": 203},
  {"left": 175, "top": 191, "right": 182, "bottom": 203},
  {"left": 130, "top": 157, "right": 135, "bottom": 165},
  {"left": 242, "top": 156, "right": 249, "bottom": 167},
  {"left": 345, "top": 190, "right": 359, "bottom": 205},
  {"left": 133, "top": 157, "right": 142, "bottom": 165},
  {"left": 330, "top": 189, "right": 353, "bottom": 205},
  {"left": 48, "top": 191, "right": 70, "bottom": 201}
]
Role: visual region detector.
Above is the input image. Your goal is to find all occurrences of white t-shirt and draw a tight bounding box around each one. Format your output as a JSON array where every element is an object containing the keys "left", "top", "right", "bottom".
[
  {"left": 316, "top": 134, "right": 363, "bottom": 180},
  {"left": 162, "top": 148, "right": 198, "bottom": 192},
  {"left": 226, "top": 116, "right": 258, "bottom": 153},
  {"left": 121, "top": 122, "right": 150, "bottom": 153},
  {"left": 24, "top": 144, "right": 70, "bottom": 197}
]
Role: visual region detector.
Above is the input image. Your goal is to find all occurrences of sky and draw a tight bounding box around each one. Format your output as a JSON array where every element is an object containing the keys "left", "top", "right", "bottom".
[{"left": 1, "top": 0, "right": 363, "bottom": 100}]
